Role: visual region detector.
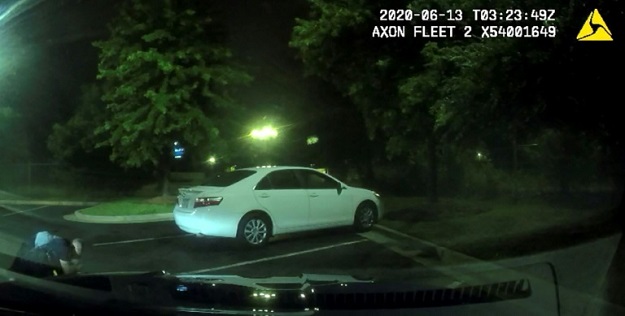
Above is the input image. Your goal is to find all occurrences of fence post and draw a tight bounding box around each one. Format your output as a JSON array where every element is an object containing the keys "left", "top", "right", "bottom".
[{"left": 27, "top": 161, "right": 32, "bottom": 194}]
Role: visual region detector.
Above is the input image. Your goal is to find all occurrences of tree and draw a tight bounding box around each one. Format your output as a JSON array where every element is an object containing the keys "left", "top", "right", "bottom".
[
  {"left": 290, "top": 0, "right": 442, "bottom": 200},
  {"left": 291, "top": 0, "right": 623, "bottom": 202},
  {"left": 0, "top": 107, "right": 29, "bottom": 163},
  {"left": 92, "top": 0, "right": 252, "bottom": 195},
  {"left": 0, "top": 107, "right": 16, "bottom": 124},
  {"left": 48, "top": 84, "right": 107, "bottom": 163},
  {"left": 289, "top": 0, "right": 496, "bottom": 202}
]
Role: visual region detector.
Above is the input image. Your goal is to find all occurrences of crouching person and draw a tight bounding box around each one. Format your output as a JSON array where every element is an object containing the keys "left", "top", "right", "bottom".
[{"left": 9, "top": 231, "right": 83, "bottom": 278}]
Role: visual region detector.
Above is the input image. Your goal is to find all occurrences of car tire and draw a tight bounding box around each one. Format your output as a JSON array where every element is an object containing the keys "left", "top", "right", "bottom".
[
  {"left": 354, "top": 203, "right": 377, "bottom": 232},
  {"left": 237, "top": 214, "right": 271, "bottom": 247}
]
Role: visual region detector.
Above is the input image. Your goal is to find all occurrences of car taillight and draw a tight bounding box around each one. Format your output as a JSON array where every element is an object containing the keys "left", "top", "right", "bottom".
[{"left": 194, "top": 197, "right": 223, "bottom": 208}]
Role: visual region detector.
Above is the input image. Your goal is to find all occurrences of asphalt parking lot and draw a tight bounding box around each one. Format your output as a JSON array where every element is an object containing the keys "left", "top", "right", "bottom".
[
  {"left": 2, "top": 203, "right": 625, "bottom": 315},
  {"left": 0, "top": 204, "right": 443, "bottom": 282}
]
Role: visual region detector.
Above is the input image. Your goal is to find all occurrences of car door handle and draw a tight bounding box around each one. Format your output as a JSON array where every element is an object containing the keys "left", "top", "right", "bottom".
[
  {"left": 309, "top": 193, "right": 319, "bottom": 198},
  {"left": 259, "top": 193, "right": 270, "bottom": 198}
]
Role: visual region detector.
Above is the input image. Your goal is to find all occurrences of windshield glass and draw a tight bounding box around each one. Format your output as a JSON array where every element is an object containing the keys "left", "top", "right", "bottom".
[{"left": 0, "top": 0, "right": 622, "bottom": 315}]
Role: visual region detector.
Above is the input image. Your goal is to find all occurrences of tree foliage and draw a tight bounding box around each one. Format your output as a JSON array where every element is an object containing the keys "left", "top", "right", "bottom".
[
  {"left": 291, "top": 0, "right": 623, "bottom": 200},
  {"left": 0, "top": 107, "right": 28, "bottom": 162},
  {"left": 92, "top": 0, "right": 252, "bottom": 169},
  {"left": 48, "top": 84, "right": 106, "bottom": 161},
  {"left": 0, "top": 106, "right": 17, "bottom": 122}
]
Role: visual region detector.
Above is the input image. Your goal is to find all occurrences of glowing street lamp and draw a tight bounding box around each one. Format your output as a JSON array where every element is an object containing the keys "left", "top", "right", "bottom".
[
  {"left": 306, "top": 136, "right": 319, "bottom": 145},
  {"left": 250, "top": 125, "right": 278, "bottom": 140}
]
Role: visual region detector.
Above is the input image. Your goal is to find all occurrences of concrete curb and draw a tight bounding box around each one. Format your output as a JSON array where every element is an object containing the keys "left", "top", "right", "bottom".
[
  {"left": 369, "top": 224, "right": 520, "bottom": 286},
  {"left": 0, "top": 190, "right": 24, "bottom": 199},
  {"left": 0, "top": 200, "right": 99, "bottom": 206},
  {"left": 373, "top": 224, "right": 482, "bottom": 265},
  {"left": 68, "top": 210, "right": 173, "bottom": 224}
]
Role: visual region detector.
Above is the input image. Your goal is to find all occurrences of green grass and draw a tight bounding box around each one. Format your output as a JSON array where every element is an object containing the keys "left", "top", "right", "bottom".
[
  {"left": 5, "top": 181, "right": 190, "bottom": 202},
  {"left": 78, "top": 198, "right": 175, "bottom": 216},
  {"left": 381, "top": 195, "right": 618, "bottom": 259}
]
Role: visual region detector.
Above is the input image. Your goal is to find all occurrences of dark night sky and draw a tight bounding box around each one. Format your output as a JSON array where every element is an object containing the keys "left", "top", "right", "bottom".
[{"left": 1, "top": 0, "right": 331, "bottom": 159}]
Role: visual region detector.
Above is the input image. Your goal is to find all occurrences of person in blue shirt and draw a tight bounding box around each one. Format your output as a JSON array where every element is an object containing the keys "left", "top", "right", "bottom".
[
  {"left": 9, "top": 231, "right": 83, "bottom": 277},
  {"left": 44, "top": 235, "right": 83, "bottom": 275}
]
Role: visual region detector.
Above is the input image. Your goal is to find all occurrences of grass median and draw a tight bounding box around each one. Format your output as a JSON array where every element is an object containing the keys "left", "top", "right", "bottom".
[
  {"left": 381, "top": 194, "right": 619, "bottom": 260},
  {"left": 78, "top": 196, "right": 175, "bottom": 216}
]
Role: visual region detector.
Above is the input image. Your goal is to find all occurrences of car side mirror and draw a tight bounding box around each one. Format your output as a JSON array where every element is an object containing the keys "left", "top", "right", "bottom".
[{"left": 337, "top": 183, "right": 346, "bottom": 195}]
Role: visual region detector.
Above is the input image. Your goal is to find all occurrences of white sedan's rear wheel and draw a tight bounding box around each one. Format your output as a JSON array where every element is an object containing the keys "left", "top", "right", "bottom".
[{"left": 237, "top": 214, "right": 271, "bottom": 247}]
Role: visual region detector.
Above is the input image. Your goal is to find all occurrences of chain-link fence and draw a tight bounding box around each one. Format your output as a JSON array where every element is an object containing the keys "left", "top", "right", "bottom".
[
  {"left": 0, "top": 162, "right": 155, "bottom": 199},
  {"left": 0, "top": 163, "right": 60, "bottom": 191}
]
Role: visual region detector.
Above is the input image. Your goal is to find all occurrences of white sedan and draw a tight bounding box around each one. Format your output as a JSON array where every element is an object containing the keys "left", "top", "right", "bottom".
[{"left": 173, "top": 166, "right": 383, "bottom": 246}]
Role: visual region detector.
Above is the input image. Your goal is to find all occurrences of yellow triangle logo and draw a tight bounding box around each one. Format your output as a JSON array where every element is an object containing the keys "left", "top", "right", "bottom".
[{"left": 577, "top": 9, "right": 613, "bottom": 41}]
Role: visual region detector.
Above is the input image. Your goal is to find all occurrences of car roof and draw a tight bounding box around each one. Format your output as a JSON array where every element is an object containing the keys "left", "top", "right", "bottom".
[
  {"left": 234, "top": 166, "right": 338, "bottom": 183},
  {"left": 237, "top": 166, "right": 317, "bottom": 172}
]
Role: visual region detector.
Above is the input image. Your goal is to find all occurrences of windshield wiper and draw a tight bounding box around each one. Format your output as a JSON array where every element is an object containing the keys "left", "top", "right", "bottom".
[
  {"left": 173, "top": 273, "right": 373, "bottom": 291},
  {"left": 0, "top": 266, "right": 558, "bottom": 315}
]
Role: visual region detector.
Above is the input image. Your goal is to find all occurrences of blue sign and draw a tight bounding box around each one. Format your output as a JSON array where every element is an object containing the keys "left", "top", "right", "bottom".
[{"left": 173, "top": 141, "right": 185, "bottom": 159}]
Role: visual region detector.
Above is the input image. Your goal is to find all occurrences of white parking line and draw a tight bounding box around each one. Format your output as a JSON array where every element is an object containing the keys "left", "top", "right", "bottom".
[
  {"left": 1, "top": 205, "right": 49, "bottom": 217},
  {"left": 182, "top": 239, "right": 368, "bottom": 274},
  {"left": 92, "top": 234, "right": 194, "bottom": 247}
]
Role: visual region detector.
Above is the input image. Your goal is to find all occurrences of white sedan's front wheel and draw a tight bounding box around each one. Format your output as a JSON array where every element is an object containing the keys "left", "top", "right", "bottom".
[
  {"left": 354, "top": 203, "right": 376, "bottom": 232},
  {"left": 237, "top": 214, "right": 271, "bottom": 247}
]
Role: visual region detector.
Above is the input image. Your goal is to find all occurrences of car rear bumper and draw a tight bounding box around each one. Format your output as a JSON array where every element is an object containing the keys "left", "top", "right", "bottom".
[{"left": 173, "top": 206, "right": 239, "bottom": 238}]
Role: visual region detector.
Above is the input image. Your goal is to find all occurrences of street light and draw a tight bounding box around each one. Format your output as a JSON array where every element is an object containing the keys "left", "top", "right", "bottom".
[
  {"left": 250, "top": 125, "right": 278, "bottom": 140},
  {"left": 307, "top": 136, "right": 319, "bottom": 145}
]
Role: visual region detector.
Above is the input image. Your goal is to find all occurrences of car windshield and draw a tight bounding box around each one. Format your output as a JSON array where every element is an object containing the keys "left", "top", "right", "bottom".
[
  {"left": 202, "top": 170, "right": 256, "bottom": 187},
  {"left": 0, "top": 0, "right": 622, "bottom": 315}
]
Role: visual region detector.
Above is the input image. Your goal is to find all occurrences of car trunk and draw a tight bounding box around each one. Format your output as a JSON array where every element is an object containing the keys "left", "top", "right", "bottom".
[{"left": 177, "top": 187, "right": 225, "bottom": 210}]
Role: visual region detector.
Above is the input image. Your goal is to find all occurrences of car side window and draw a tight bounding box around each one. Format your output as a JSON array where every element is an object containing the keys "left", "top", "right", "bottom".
[
  {"left": 301, "top": 170, "right": 338, "bottom": 189},
  {"left": 255, "top": 176, "right": 272, "bottom": 190},
  {"left": 256, "top": 170, "right": 302, "bottom": 190}
]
